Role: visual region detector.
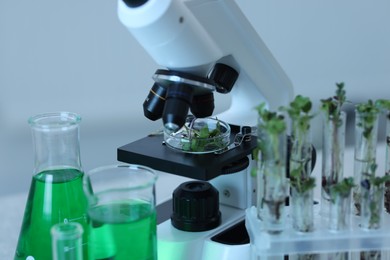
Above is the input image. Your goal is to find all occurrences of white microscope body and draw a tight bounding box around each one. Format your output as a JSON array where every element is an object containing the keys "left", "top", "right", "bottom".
[{"left": 117, "top": 0, "right": 293, "bottom": 259}]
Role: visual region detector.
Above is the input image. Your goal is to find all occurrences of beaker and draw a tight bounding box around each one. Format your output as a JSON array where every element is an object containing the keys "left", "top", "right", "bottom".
[
  {"left": 51, "top": 222, "right": 84, "bottom": 260},
  {"left": 15, "top": 112, "right": 88, "bottom": 260},
  {"left": 83, "top": 164, "right": 158, "bottom": 260}
]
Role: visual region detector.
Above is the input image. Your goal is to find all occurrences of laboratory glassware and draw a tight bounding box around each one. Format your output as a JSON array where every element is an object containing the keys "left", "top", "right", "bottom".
[
  {"left": 14, "top": 112, "right": 88, "bottom": 260},
  {"left": 83, "top": 164, "right": 158, "bottom": 260},
  {"left": 256, "top": 105, "right": 288, "bottom": 234},
  {"left": 353, "top": 105, "right": 380, "bottom": 215},
  {"left": 384, "top": 111, "right": 390, "bottom": 213},
  {"left": 321, "top": 111, "right": 346, "bottom": 217},
  {"left": 51, "top": 222, "right": 84, "bottom": 260}
]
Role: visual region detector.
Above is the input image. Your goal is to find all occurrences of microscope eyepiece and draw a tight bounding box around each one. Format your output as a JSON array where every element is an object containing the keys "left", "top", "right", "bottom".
[
  {"left": 122, "top": 0, "right": 148, "bottom": 8},
  {"left": 163, "top": 84, "right": 194, "bottom": 133}
]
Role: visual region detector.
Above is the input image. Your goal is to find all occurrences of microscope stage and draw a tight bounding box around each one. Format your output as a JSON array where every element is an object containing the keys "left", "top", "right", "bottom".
[{"left": 117, "top": 125, "right": 257, "bottom": 180}]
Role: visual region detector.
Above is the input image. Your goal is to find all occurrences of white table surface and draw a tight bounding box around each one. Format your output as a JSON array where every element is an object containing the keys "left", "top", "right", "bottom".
[{"left": 1, "top": 144, "right": 387, "bottom": 259}]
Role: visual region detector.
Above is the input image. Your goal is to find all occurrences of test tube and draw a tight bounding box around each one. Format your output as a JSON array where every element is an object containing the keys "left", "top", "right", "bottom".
[{"left": 51, "top": 222, "right": 84, "bottom": 260}]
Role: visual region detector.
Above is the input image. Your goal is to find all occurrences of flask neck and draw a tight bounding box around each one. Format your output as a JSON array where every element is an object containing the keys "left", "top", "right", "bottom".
[
  {"left": 51, "top": 223, "right": 84, "bottom": 260},
  {"left": 29, "top": 112, "right": 83, "bottom": 174}
]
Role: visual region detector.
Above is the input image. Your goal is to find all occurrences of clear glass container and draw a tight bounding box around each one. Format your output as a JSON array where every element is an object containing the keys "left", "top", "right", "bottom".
[
  {"left": 328, "top": 189, "right": 351, "bottom": 232},
  {"left": 321, "top": 111, "right": 346, "bottom": 217},
  {"left": 256, "top": 126, "right": 288, "bottom": 234},
  {"left": 51, "top": 222, "right": 84, "bottom": 260},
  {"left": 353, "top": 109, "right": 380, "bottom": 215},
  {"left": 385, "top": 111, "right": 390, "bottom": 214},
  {"left": 15, "top": 112, "right": 88, "bottom": 260},
  {"left": 164, "top": 117, "right": 230, "bottom": 154},
  {"left": 289, "top": 111, "right": 315, "bottom": 234},
  {"left": 360, "top": 179, "right": 385, "bottom": 230},
  {"left": 290, "top": 114, "right": 313, "bottom": 180},
  {"left": 291, "top": 187, "right": 314, "bottom": 233}
]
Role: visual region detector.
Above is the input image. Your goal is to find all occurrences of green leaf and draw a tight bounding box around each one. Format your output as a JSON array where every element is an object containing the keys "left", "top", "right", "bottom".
[
  {"left": 330, "top": 177, "right": 355, "bottom": 202},
  {"left": 320, "top": 82, "right": 348, "bottom": 124}
]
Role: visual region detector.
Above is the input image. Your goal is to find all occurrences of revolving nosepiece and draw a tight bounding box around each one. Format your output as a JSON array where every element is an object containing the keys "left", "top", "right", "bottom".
[{"left": 143, "top": 69, "right": 218, "bottom": 132}]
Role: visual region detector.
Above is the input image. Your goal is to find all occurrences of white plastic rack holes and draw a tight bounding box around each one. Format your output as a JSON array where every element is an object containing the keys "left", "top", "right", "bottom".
[{"left": 245, "top": 205, "right": 390, "bottom": 258}]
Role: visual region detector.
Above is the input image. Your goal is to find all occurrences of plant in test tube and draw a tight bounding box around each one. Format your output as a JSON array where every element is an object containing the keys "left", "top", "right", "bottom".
[
  {"left": 353, "top": 100, "right": 381, "bottom": 215},
  {"left": 375, "top": 99, "right": 390, "bottom": 214},
  {"left": 254, "top": 103, "right": 288, "bottom": 234},
  {"left": 329, "top": 177, "right": 354, "bottom": 232},
  {"left": 320, "top": 83, "right": 348, "bottom": 216},
  {"left": 281, "top": 95, "right": 316, "bottom": 233}
]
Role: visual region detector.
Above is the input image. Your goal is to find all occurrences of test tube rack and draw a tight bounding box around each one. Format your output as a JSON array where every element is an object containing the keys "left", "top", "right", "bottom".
[{"left": 245, "top": 204, "right": 390, "bottom": 259}]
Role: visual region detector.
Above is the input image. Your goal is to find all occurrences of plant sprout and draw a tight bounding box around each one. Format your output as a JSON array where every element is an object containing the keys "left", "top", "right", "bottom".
[
  {"left": 353, "top": 99, "right": 387, "bottom": 215},
  {"left": 356, "top": 100, "right": 380, "bottom": 140},
  {"left": 281, "top": 95, "right": 316, "bottom": 192},
  {"left": 330, "top": 177, "right": 355, "bottom": 203},
  {"left": 180, "top": 118, "right": 226, "bottom": 152},
  {"left": 320, "top": 82, "right": 347, "bottom": 126},
  {"left": 254, "top": 103, "right": 288, "bottom": 233},
  {"left": 320, "top": 82, "right": 348, "bottom": 201},
  {"left": 252, "top": 103, "right": 286, "bottom": 176},
  {"left": 360, "top": 164, "right": 390, "bottom": 230}
]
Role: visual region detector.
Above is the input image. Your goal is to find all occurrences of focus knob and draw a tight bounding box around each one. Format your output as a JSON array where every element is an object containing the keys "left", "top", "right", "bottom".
[{"left": 171, "top": 181, "right": 221, "bottom": 232}]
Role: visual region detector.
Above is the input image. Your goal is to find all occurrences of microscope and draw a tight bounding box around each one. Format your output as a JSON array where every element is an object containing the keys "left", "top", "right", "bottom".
[{"left": 116, "top": 0, "right": 294, "bottom": 259}]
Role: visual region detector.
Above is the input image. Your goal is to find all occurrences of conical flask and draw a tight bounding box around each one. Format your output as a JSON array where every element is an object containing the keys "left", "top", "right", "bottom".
[{"left": 15, "top": 112, "right": 88, "bottom": 260}]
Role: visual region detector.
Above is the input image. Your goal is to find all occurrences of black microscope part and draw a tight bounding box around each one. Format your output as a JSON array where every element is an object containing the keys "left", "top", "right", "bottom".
[
  {"left": 171, "top": 181, "right": 221, "bottom": 232},
  {"left": 143, "top": 83, "right": 167, "bottom": 121},
  {"left": 190, "top": 92, "right": 215, "bottom": 118},
  {"left": 211, "top": 220, "right": 249, "bottom": 245},
  {"left": 122, "top": 0, "right": 148, "bottom": 8},
  {"left": 162, "top": 83, "right": 194, "bottom": 132},
  {"left": 208, "top": 63, "right": 238, "bottom": 94}
]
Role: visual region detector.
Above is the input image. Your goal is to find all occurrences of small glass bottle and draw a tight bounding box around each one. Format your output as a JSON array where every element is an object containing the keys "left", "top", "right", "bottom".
[
  {"left": 14, "top": 112, "right": 88, "bottom": 260},
  {"left": 51, "top": 222, "right": 84, "bottom": 260}
]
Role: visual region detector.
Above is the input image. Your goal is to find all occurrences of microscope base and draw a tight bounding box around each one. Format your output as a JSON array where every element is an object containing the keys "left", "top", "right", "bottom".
[{"left": 157, "top": 204, "right": 250, "bottom": 260}]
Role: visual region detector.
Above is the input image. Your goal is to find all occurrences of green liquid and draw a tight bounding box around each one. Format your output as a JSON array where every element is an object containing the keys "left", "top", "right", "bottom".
[
  {"left": 88, "top": 202, "right": 157, "bottom": 260},
  {"left": 15, "top": 169, "right": 88, "bottom": 260}
]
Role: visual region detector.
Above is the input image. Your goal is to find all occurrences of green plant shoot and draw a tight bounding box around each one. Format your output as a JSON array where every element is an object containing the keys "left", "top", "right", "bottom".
[{"left": 330, "top": 177, "right": 355, "bottom": 203}]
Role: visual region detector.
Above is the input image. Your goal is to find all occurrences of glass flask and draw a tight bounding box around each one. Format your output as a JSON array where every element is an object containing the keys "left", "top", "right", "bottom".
[
  {"left": 51, "top": 222, "right": 84, "bottom": 260},
  {"left": 14, "top": 112, "right": 88, "bottom": 260}
]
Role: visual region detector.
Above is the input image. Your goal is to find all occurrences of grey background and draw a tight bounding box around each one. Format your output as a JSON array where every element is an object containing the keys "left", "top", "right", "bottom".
[{"left": 1, "top": 0, "right": 389, "bottom": 196}]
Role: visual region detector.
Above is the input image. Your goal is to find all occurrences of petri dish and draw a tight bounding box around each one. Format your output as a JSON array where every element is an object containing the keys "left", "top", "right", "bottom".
[{"left": 164, "top": 117, "right": 231, "bottom": 154}]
